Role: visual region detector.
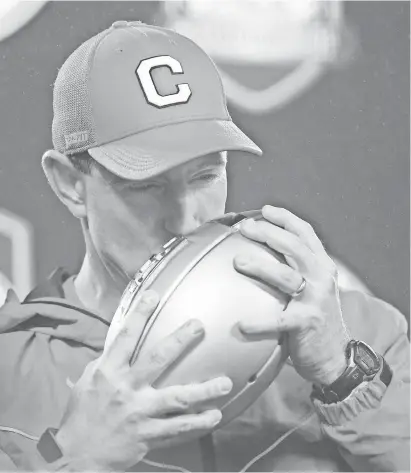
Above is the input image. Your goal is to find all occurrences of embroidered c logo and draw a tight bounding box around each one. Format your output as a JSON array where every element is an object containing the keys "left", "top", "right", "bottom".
[{"left": 136, "top": 55, "right": 192, "bottom": 108}]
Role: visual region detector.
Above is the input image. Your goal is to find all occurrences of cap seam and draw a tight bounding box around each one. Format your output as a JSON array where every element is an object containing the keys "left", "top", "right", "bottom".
[
  {"left": 86, "top": 28, "right": 118, "bottom": 145},
  {"left": 86, "top": 116, "right": 233, "bottom": 150}
]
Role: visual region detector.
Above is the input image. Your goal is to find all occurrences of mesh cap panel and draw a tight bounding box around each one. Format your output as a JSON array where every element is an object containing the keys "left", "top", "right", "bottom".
[{"left": 52, "top": 29, "right": 110, "bottom": 155}]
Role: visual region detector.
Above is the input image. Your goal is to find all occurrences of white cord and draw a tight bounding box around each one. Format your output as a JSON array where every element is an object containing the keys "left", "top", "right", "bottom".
[
  {"left": 141, "top": 458, "right": 192, "bottom": 472},
  {"left": 238, "top": 411, "right": 316, "bottom": 472},
  {"left": 0, "top": 426, "right": 191, "bottom": 472},
  {"left": 141, "top": 411, "right": 316, "bottom": 473},
  {"left": 1, "top": 411, "right": 315, "bottom": 473},
  {"left": 0, "top": 426, "right": 39, "bottom": 441}
]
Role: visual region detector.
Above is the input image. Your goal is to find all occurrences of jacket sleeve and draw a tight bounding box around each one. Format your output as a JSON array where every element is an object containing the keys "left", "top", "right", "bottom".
[
  {"left": 312, "top": 291, "right": 410, "bottom": 472},
  {"left": 0, "top": 449, "right": 17, "bottom": 471}
]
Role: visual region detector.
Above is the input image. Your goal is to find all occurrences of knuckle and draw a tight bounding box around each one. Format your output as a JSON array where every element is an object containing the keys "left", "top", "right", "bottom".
[
  {"left": 289, "top": 238, "right": 307, "bottom": 258},
  {"left": 132, "top": 365, "right": 151, "bottom": 386},
  {"left": 128, "top": 410, "right": 143, "bottom": 425},
  {"left": 148, "top": 348, "right": 168, "bottom": 367},
  {"left": 312, "top": 278, "right": 334, "bottom": 302},
  {"left": 309, "top": 312, "right": 327, "bottom": 330},
  {"left": 175, "top": 395, "right": 190, "bottom": 409},
  {"left": 287, "top": 233, "right": 301, "bottom": 248},
  {"left": 303, "top": 220, "right": 315, "bottom": 234},
  {"left": 117, "top": 326, "right": 130, "bottom": 339},
  {"left": 281, "top": 267, "right": 299, "bottom": 287},
  {"left": 111, "top": 384, "right": 131, "bottom": 407},
  {"left": 174, "top": 393, "right": 190, "bottom": 409},
  {"left": 93, "top": 364, "right": 110, "bottom": 383},
  {"left": 309, "top": 307, "right": 324, "bottom": 323},
  {"left": 177, "top": 421, "right": 192, "bottom": 434}
]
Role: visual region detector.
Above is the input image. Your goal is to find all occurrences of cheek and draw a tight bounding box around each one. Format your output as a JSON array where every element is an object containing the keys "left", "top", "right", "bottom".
[
  {"left": 197, "top": 177, "right": 227, "bottom": 221},
  {"left": 85, "top": 184, "right": 163, "bottom": 267}
]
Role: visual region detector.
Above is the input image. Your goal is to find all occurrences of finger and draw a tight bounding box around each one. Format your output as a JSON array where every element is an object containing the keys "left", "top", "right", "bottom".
[
  {"left": 240, "top": 218, "right": 317, "bottom": 274},
  {"left": 239, "top": 309, "right": 307, "bottom": 335},
  {"left": 142, "top": 409, "right": 222, "bottom": 442},
  {"left": 149, "top": 377, "right": 233, "bottom": 416},
  {"left": 261, "top": 206, "right": 326, "bottom": 256},
  {"left": 133, "top": 319, "right": 205, "bottom": 386},
  {"left": 233, "top": 252, "right": 304, "bottom": 297},
  {"left": 104, "top": 290, "right": 159, "bottom": 366}
]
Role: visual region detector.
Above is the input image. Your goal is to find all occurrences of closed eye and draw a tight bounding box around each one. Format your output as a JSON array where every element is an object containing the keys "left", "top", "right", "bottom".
[
  {"left": 193, "top": 173, "right": 222, "bottom": 184},
  {"left": 123, "top": 181, "right": 163, "bottom": 192}
]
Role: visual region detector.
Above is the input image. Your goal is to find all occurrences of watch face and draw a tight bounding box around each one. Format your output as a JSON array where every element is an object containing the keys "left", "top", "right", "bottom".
[{"left": 354, "top": 342, "right": 380, "bottom": 375}]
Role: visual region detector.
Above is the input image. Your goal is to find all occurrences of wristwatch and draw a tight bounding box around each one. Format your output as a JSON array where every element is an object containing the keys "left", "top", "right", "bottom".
[
  {"left": 312, "top": 340, "right": 393, "bottom": 404},
  {"left": 37, "top": 427, "right": 63, "bottom": 463}
]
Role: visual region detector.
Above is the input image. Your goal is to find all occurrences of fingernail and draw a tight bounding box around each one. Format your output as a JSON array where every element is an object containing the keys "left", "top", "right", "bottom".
[
  {"left": 210, "top": 410, "right": 222, "bottom": 425},
  {"left": 187, "top": 319, "right": 204, "bottom": 335},
  {"left": 218, "top": 377, "right": 233, "bottom": 394},
  {"left": 235, "top": 255, "right": 250, "bottom": 268},
  {"left": 239, "top": 321, "right": 255, "bottom": 333},
  {"left": 244, "top": 218, "right": 256, "bottom": 229}
]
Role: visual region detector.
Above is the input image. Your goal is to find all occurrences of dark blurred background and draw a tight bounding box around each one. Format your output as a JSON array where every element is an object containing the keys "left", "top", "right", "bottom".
[{"left": 0, "top": 1, "right": 409, "bottom": 321}]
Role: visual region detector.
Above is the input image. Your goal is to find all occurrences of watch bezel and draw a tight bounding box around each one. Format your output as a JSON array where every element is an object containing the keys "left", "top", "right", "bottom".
[
  {"left": 352, "top": 340, "right": 381, "bottom": 376},
  {"left": 314, "top": 339, "right": 382, "bottom": 404}
]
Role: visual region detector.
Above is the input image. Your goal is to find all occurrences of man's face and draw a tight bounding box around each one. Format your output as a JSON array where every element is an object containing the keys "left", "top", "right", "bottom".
[{"left": 83, "top": 152, "right": 227, "bottom": 280}]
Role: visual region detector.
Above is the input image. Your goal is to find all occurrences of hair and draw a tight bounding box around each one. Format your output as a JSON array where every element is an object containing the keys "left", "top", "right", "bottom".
[{"left": 67, "top": 151, "right": 96, "bottom": 174}]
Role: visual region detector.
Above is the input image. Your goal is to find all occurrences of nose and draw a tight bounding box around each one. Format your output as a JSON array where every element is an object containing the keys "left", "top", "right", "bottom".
[{"left": 164, "top": 190, "right": 201, "bottom": 236}]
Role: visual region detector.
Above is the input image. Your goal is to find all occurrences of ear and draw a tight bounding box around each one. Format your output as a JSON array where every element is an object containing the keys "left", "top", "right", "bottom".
[{"left": 42, "top": 150, "right": 87, "bottom": 219}]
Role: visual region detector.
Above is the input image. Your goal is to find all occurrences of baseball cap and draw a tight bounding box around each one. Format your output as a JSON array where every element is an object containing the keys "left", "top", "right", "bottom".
[{"left": 52, "top": 20, "right": 262, "bottom": 180}]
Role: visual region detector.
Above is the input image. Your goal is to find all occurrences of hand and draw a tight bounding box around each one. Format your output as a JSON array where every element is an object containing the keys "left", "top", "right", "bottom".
[
  {"left": 234, "top": 205, "right": 351, "bottom": 386},
  {"left": 55, "top": 291, "right": 232, "bottom": 471}
]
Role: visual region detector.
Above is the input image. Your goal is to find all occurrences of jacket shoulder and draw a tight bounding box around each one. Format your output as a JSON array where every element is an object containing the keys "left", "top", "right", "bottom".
[{"left": 339, "top": 289, "right": 409, "bottom": 353}]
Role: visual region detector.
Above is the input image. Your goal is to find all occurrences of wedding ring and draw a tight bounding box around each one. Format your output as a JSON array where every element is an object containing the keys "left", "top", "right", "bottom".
[{"left": 290, "top": 277, "right": 306, "bottom": 298}]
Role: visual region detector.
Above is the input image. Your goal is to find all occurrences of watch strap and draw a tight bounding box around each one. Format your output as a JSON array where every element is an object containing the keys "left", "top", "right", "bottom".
[
  {"left": 37, "top": 427, "right": 63, "bottom": 464},
  {"left": 313, "top": 353, "right": 392, "bottom": 404},
  {"left": 313, "top": 363, "right": 366, "bottom": 404},
  {"left": 378, "top": 354, "right": 393, "bottom": 387}
]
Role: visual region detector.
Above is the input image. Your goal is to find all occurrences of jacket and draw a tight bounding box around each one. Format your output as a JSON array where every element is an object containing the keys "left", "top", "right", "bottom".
[{"left": 0, "top": 269, "right": 409, "bottom": 472}]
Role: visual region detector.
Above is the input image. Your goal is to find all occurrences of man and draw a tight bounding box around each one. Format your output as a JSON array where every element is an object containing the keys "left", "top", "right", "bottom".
[{"left": 0, "top": 21, "right": 409, "bottom": 472}]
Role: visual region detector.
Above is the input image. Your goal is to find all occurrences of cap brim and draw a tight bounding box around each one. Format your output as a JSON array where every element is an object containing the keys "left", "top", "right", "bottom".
[{"left": 88, "top": 119, "right": 262, "bottom": 180}]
